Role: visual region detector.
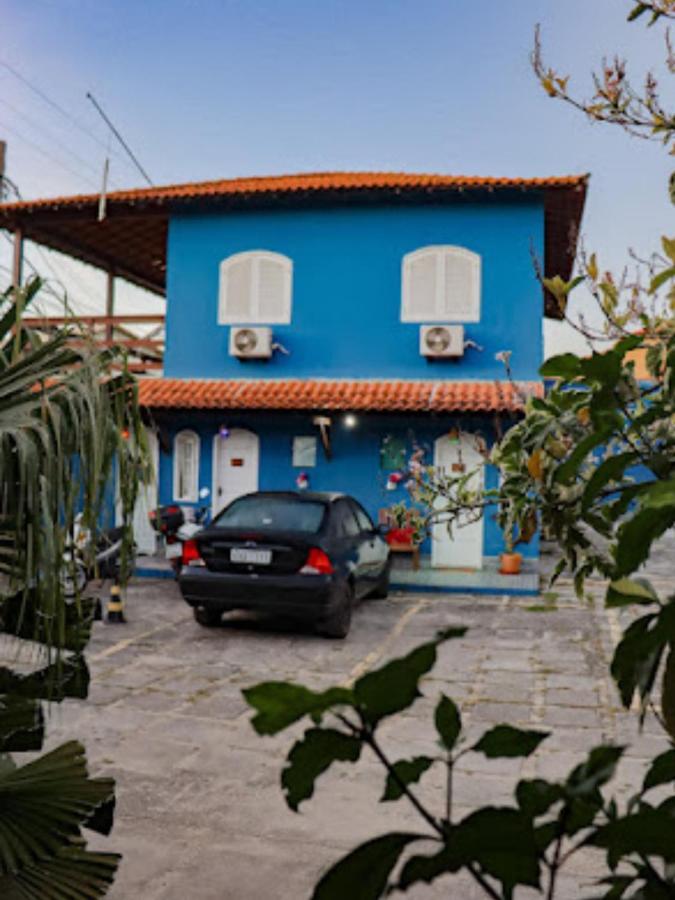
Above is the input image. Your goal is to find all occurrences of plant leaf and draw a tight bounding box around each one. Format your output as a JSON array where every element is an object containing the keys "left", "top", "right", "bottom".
[
  {"left": 282, "top": 728, "right": 361, "bottom": 812},
  {"left": 396, "top": 845, "right": 459, "bottom": 891},
  {"left": 610, "top": 611, "right": 669, "bottom": 710},
  {"left": 643, "top": 749, "right": 675, "bottom": 792},
  {"left": 434, "top": 694, "right": 461, "bottom": 752},
  {"left": 449, "top": 807, "right": 541, "bottom": 891},
  {"left": 590, "top": 807, "right": 675, "bottom": 862},
  {"left": 354, "top": 628, "right": 466, "bottom": 726},
  {"left": 0, "top": 845, "right": 120, "bottom": 899},
  {"left": 311, "top": 833, "right": 422, "bottom": 900},
  {"left": 516, "top": 779, "right": 563, "bottom": 818},
  {"left": 606, "top": 577, "right": 659, "bottom": 609},
  {"left": 242, "top": 683, "right": 354, "bottom": 736},
  {"left": 566, "top": 745, "right": 625, "bottom": 797},
  {"left": 0, "top": 741, "right": 115, "bottom": 877},
  {"left": 381, "top": 756, "right": 434, "bottom": 802},
  {"left": 472, "top": 725, "right": 549, "bottom": 759}
]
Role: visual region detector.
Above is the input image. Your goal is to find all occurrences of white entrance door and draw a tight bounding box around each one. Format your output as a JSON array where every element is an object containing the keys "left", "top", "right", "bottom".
[
  {"left": 431, "top": 432, "right": 484, "bottom": 570},
  {"left": 117, "top": 429, "right": 159, "bottom": 556},
  {"left": 212, "top": 428, "right": 260, "bottom": 515}
]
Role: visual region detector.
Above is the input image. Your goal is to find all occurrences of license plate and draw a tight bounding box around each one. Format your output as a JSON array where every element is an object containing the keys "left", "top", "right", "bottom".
[
  {"left": 230, "top": 548, "right": 272, "bottom": 565},
  {"left": 166, "top": 543, "right": 182, "bottom": 559}
]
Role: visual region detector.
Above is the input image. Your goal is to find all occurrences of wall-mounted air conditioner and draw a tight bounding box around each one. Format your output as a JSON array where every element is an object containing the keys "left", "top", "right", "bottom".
[
  {"left": 229, "top": 326, "right": 273, "bottom": 359},
  {"left": 419, "top": 324, "right": 464, "bottom": 358}
]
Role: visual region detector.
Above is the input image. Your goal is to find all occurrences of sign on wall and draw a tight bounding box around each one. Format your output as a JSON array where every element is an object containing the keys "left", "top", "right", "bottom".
[{"left": 292, "top": 436, "right": 318, "bottom": 467}]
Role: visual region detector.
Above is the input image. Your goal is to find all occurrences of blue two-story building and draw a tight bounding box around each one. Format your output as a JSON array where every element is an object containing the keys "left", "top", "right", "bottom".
[{"left": 0, "top": 171, "right": 587, "bottom": 588}]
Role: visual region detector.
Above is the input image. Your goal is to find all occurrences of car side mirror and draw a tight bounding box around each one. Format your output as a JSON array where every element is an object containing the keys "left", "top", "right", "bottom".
[{"left": 376, "top": 523, "right": 389, "bottom": 536}]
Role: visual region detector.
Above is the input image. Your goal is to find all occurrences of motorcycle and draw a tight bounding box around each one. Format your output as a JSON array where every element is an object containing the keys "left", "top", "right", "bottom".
[
  {"left": 61, "top": 516, "right": 130, "bottom": 598},
  {"left": 149, "top": 489, "right": 211, "bottom": 576}
]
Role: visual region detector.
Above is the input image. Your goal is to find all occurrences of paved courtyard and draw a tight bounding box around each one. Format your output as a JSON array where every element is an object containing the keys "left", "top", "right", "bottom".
[{"left": 43, "top": 558, "right": 672, "bottom": 899}]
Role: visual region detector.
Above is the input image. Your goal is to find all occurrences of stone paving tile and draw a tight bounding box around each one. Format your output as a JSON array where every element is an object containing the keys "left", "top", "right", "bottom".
[{"left": 33, "top": 546, "right": 675, "bottom": 899}]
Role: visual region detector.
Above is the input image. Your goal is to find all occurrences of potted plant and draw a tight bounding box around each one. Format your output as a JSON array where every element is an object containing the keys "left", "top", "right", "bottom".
[
  {"left": 384, "top": 501, "right": 424, "bottom": 547},
  {"left": 499, "top": 508, "right": 523, "bottom": 574},
  {"left": 498, "top": 500, "right": 536, "bottom": 575}
]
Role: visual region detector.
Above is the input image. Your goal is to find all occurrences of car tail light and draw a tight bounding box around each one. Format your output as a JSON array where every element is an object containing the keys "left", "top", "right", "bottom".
[
  {"left": 300, "top": 547, "right": 334, "bottom": 575},
  {"left": 182, "top": 539, "right": 205, "bottom": 567}
]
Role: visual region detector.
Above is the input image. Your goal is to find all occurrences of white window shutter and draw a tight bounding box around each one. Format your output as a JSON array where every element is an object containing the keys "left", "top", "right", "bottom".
[
  {"left": 441, "top": 248, "right": 481, "bottom": 322},
  {"left": 257, "top": 255, "right": 291, "bottom": 322},
  {"left": 402, "top": 246, "right": 481, "bottom": 322},
  {"left": 402, "top": 250, "right": 437, "bottom": 321},
  {"left": 218, "top": 251, "right": 292, "bottom": 324}
]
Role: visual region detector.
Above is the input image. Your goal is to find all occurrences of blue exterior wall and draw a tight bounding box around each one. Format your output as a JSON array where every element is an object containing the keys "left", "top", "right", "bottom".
[
  {"left": 155, "top": 411, "right": 539, "bottom": 561},
  {"left": 164, "top": 197, "right": 545, "bottom": 381}
]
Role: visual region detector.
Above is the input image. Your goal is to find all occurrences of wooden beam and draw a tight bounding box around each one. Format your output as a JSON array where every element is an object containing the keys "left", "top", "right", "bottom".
[
  {"left": 71, "top": 338, "right": 164, "bottom": 350},
  {"left": 23, "top": 314, "right": 165, "bottom": 326}
]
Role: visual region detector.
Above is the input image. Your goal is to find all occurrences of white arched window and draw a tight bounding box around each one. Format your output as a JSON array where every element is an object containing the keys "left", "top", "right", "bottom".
[
  {"left": 401, "top": 246, "right": 481, "bottom": 323},
  {"left": 173, "top": 430, "right": 200, "bottom": 502},
  {"left": 218, "top": 251, "right": 292, "bottom": 324}
]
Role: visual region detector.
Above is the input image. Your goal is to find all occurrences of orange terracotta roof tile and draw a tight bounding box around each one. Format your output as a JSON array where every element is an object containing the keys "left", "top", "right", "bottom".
[
  {"left": 138, "top": 378, "right": 542, "bottom": 413},
  {"left": 0, "top": 171, "right": 588, "bottom": 214}
]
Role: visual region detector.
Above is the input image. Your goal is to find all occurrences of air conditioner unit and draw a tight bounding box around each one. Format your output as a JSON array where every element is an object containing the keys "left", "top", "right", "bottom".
[
  {"left": 229, "top": 326, "right": 273, "bottom": 359},
  {"left": 419, "top": 324, "right": 464, "bottom": 358}
]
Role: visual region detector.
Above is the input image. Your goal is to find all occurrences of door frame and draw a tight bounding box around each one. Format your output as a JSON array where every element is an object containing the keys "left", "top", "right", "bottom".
[
  {"left": 116, "top": 428, "right": 159, "bottom": 555},
  {"left": 211, "top": 427, "right": 260, "bottom": 516},
  {"left": 431, "top": 432, "right": 484, "bottom": 569}
]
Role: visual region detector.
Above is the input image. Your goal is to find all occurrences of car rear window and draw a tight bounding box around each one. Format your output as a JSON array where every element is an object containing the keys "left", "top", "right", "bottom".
[{"left": 212, "top": 495, "right": 326, "bottom": 533}]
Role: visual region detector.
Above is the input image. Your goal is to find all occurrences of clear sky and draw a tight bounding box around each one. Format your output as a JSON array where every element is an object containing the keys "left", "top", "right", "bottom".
[{"left": 1, "top": 0, "right": 673, "bottom": 353}]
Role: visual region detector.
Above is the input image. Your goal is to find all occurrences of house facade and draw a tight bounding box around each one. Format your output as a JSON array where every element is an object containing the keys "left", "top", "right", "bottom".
[{"left": 0, "top": 172, "right": 588, "bottom": 587}]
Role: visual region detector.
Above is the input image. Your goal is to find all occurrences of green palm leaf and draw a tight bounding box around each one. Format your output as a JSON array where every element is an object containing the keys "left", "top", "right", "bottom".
[
  {"left": 0, "top": 278, "right": 150, "bottom": 895},
  {"left": 0, "top": 846, "right": 120, "bottom": 899},
  {"left": 0, "top": 741, "right": 115, "bottom": 876}
]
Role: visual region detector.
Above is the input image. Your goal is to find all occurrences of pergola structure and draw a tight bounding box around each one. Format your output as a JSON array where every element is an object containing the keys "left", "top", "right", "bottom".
[{"left": 0, "top": 170, "right": 589, "bottom": 374}]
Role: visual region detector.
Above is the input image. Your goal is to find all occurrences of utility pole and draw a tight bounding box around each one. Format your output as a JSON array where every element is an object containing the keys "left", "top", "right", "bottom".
[{"left": 1, "top": 141, "right": 24, "bottom": 289}]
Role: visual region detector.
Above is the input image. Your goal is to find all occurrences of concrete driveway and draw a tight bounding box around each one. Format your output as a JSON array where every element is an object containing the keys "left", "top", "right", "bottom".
[{"left": 43, "top": 575, "right": 670, "bottom": 900}]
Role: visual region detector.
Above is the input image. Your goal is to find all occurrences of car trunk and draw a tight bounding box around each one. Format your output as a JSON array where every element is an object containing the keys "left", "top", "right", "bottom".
[{"left": 197, "top": 529, "right": 317, "bottom": 575}]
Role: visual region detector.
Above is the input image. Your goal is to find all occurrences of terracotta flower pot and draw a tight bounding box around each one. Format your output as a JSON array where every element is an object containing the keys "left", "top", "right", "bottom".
[{"left": 499, "top": 552, "right": 523, "bottom": 575}]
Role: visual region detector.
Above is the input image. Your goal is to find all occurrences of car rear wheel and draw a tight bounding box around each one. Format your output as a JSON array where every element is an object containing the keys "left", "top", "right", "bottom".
[
  {"left": 369, "top": 559, "right": 391, "bottom": 600},
  {"left": 317, "top": 582, "right": 353, "bottom": 639},
  {"left": 193, "top": 606, "right": 222, "bottom": 627}
]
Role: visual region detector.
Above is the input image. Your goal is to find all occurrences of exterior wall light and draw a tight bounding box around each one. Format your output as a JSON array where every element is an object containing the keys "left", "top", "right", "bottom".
[
  {"left": 218, "top": 425, "right": 230, "bottom": 439},
  {"left": 344, "top": 414, "right": 357, "bottom": 429}
]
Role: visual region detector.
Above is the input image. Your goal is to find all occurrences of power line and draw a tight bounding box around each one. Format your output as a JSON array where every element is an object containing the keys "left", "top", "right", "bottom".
[
  {"left": 86, "top": 92, "right": 153, "bottom": 186},
  {"left": 0, "top": 95, "right": 123, "bottom": 190},
  {"left": 0, "top": 59, "right": 132, "bottom": 171},
  {"left": 0, "top": 118, "right": 100, "bottom": 190}
]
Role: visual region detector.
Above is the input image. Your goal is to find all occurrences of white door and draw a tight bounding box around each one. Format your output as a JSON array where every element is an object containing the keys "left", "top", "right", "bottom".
[
  {"left": 117, "top": 429, "right": 159, "bottom": 556},
  {"left": 212, "top": 428, "right": 259, "bottom": 515},
  {"left": 431, "top": 432, "right": 484, "bottom": 570}
]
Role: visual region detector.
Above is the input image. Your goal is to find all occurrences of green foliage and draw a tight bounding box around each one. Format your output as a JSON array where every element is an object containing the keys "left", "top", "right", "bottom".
[
  {"left": 310, "top": 834, "right": 421, "bottom": 900},
  {"left": 282, "top": 728, "right": 361, "bottom": 811},
  {"left": 472, "top": 725, "right": 549, "bottom": 759},
  {"left": 381, "top": 757, "right": 434, "bottom": 802},
  {"left": 434, "top": 694, "right": 461, "bottom": 751},
  {"left": 243, "top": 683, "right": 354, "bottom": 736},
  {"left": 0, "top": 280, "right": 149, "bottom": 896},
  {"left": 354, "top": 629, "right": 466, "bottom": 725}
]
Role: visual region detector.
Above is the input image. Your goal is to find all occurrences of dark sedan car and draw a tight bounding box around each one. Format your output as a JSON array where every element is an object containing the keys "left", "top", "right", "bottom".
[{"left": 178, "top": 491, "right": 391, "bottom": 638}]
